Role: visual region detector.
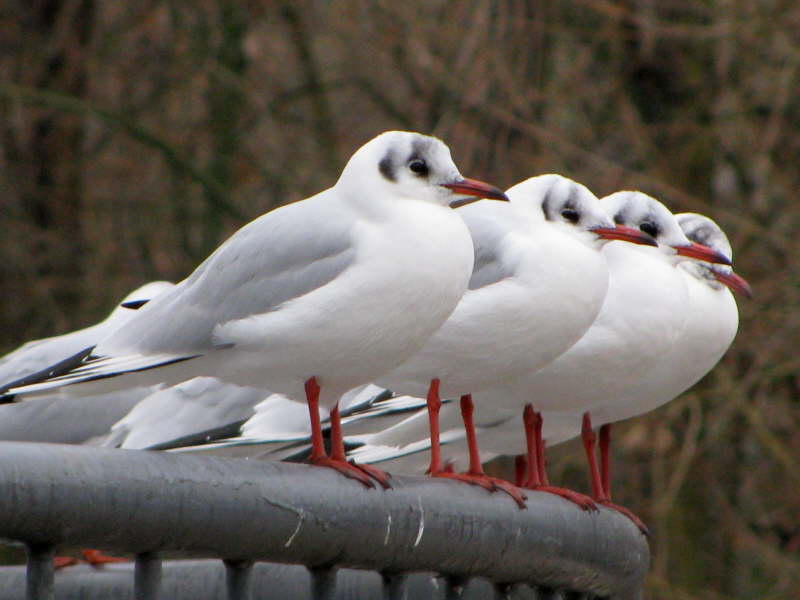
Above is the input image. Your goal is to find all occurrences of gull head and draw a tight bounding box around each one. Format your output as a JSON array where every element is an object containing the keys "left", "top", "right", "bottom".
[
  {"left": 601, "top": 191, "right": 732, "bottom": 266},
  {"left": 677, "top": 213, "right": 752, "bottom": 298},
  {"left": 338, "top": 131, "right": 507, "bottom": 209},
  {"left": 505, "top": 174, "right": 656, "bottom": 249}
]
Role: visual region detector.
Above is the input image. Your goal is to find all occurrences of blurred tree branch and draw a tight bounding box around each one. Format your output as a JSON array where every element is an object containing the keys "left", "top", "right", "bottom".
[
  {"left": 0, "top": 82, "right": 245, "bottom": 222},
  {"left": 201, "top": 0, "right": 249, "bottom": 253},
  {"left": 281, "top": 2, "right": 341, "bottom": 176}
]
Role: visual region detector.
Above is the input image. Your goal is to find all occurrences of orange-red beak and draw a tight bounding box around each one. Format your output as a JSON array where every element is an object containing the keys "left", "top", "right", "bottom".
[
  {"left": 590, "top": 224, "right": 658, "bottom": 247},
  {"left": 673, "top": 242, "right": 732, "bottom": 266},
  {"left": 443, "top": 177, "right": 509, "bottom": 208},
  {"left": 713, "top": 270, "right": 753, "bottom": 299}
]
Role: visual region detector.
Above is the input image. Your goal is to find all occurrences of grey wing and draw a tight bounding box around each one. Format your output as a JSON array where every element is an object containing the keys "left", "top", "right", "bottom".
[
  {"left": 0, "top": 281, "right": 174, "bottom": 389},
  {"left": 457, "top": 203, "right": 515, "bottom": 290},
  {"left": 0, "top": 325, "right": 105, "bottom": 383},
  {"left": 99, "top": 197, "right": 357, "bottom": 356},
  {"left": 105, "top": 377, "right": 264, "bottom": 450},
  {"left": 4, "top": 198, "right": 357, "bottom": 396},
  {"left": 0, "top": 389, "right": 149, "bottom": 444}
]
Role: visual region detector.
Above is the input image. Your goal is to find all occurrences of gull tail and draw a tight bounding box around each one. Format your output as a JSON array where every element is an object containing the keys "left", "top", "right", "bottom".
[
  {"left": 0, "top": 346, "right": 96, "bottom": 401},
  {"left": 3, "top": 349, "right": 202, "bottom": 400}
]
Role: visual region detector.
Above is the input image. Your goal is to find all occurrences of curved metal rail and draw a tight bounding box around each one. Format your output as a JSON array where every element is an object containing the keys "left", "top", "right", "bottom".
[{"left": 0, "top": 442, "right": 648, "bottom": 599}]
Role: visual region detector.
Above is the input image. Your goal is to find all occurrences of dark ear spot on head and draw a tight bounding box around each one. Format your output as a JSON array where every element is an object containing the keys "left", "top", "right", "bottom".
[
  {"left": 541, "top": 188, "right": 556, "bottom": 221},
  {"left": 565, "top": 187, "right": 580, "bottom": 209},
  {"left": 410, "top": 138, "right": 431, "bottom": 162},
  {"left": 688, "top": 224, "right": 712, "bottom": 246},
  {"left": 613, "top": 211, "right": 625, "bottom": 225},
  {"left": 379, "top": 155, "right": 395, "bottom": 182}
]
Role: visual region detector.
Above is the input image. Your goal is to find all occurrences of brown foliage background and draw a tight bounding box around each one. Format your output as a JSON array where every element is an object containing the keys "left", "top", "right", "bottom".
[{"left": 1, "top": 1, "right": 798, "bottom": 596}]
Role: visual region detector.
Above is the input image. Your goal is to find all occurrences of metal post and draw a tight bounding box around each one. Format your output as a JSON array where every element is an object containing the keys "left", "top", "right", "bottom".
[
  {"left": 134, "top": 552, "right": 162, "bottom": 600},
  {"left": 224, "top": 560, "right": 253, "bottom": 600},
  {"left": 562, "top": 593, "right": 590, "bottom": 600},
  {"left": 25, "top": 545, "right": 54, "bottom": 600},
  {"left": 310, "top": 566, "right": 337, "bottom": 600},
  {"left": 494, "top": 583, "right": 512, "bottom": 600},
  {"left": 382, "top": 573, "right": 408, "bottom": 600},
  {"left": 445, "top": 576, "right": 465, "bottom": 600}
]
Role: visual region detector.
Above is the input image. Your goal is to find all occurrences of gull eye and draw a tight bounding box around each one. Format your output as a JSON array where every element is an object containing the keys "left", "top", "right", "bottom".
[
  {"left": 561, "top": 208, "right": 580, "bottom": 224},
  {"left": 408, "top": 159, "right": 429, "bottom": 177},
  {"left": 640, "top": 221, "right": 658, "bottom": 237}
]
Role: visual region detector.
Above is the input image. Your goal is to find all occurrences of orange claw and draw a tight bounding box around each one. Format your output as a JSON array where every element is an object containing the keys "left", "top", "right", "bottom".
[{"left": 81, "top": 549, "right": 129, "bottom": 566}]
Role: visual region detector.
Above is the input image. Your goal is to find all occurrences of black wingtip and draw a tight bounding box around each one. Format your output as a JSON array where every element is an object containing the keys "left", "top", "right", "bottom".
[
  {"left": 121, "top": 299, "right": 150, "bottom": 310},
  {"left": 0, "top": 345, "right": 95, "bottom": 396},
  {"left": 0, "top": 393, "right": 16, "bottom": 404},
  {"left": 143, "top": 419, "right": 249, "bottom": 451},
  {"left": 338, "top": 388, "right": 394, "bottom": 418}
]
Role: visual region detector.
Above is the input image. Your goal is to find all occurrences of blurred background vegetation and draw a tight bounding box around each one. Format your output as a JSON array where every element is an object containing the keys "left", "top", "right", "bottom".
[{"left": 0, "top": 1, "right": 798, "bottom": 597}]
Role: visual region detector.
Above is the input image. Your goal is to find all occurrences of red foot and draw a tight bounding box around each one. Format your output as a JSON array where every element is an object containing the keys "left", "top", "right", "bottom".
[
  {"left": 82, "top": 549, "right": 128, "bottom": 566},
  {"left": 309, "top": 456, "right": 375, "bottom": 488},
  {"left": 350, "top": 460, "right": 392, "bottom": 489},
  {"left": 432, "top": 471, "right": 527, "bottom": 509},
  {"left": 598, "top": 499, "right": 649, "bottom": 535},
  {"left": 54, "top": 556, "right": 79, "bottom": 569},
  {"left": 525, "top": 484, "right": 598, "bottom": 512}
]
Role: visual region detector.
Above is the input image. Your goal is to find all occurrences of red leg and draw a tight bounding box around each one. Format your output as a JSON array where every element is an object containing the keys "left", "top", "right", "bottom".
[
  {"left": 306, "top": 377, "right": 326, "bottom": 462},
  {"left": 330, "top": 405, "right": 391, "bottom": 489},
  {"left": 328, "top": 404, "right": 346, "bottom": 461},
  {"left": 582, "top": 412, "right": 604, "bottom": 499},
  {"left": 431, "top": 395, "right": 527, "bottom": 508},
  {"left": 425, "top": 378, "right": 443, "bottom": 475},
  {"left": 523, "top": 406, "right": 595, "bottom": 511},
  {"left": 514, "top": 455, "right": 527, "bottom": 487},
  {"left": 534, "top": 411, "right": 549, "bottom": 486},
  {"left": 82, "top": 549, "right": 128, "bottom": 567},
  {"left": 599, "top": 423, "right": 611, "bottom": 499},
  {"left": 595, "top": 422, "right": 649, "bottom": 535},
  {"left": 522, "top": 405, "right": 541, "bottom": 487},
  {"left": 461, "top": 395, "right": 483, "bottom": 476},
  {"left": 305, "top": 378, "right": 374, "bottom": 488}
]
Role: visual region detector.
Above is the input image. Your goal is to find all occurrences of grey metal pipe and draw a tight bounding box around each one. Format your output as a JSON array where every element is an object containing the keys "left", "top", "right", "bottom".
[{"left": 0, "top": 442, "right": 648, "bottom": 598}]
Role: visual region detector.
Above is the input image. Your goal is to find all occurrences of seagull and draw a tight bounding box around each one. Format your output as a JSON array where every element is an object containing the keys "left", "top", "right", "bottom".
[
  {"left": 343, "top": 175, "right": 655, "bottom": 504},
  {"left": 531, "top": 211, "right": 750, "bottom": 527},
  {"left": 2, "top": 131, "right": 508, "bottom": 487},
  {"left": 348, "top": 191, "right": 731, "bottom": 523},
  {"left": 0, "top": 281, "right": 174, "bottom": 444},
  {"left": 469, "top": 193, "right": 734, "bottom": 530}
]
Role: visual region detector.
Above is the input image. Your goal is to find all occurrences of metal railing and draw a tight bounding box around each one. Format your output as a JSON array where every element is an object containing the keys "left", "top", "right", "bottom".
[{"left": 0, "top": 442, "right": 649, "bottom": 599}]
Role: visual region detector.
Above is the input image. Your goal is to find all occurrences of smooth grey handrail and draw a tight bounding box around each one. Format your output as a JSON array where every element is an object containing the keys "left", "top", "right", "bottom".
[{"left": 0, "top": 442, "right": 648, "bottom": 598}]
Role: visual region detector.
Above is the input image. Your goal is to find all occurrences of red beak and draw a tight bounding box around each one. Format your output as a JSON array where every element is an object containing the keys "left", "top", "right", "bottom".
[
  {"left": 443, "top": 177, "right": 509, "bottom": 208},
  {"left": 713, "top": 269, "right": 753, "bottom": 299},
  {"left": 673, "top": 242, "right": 732, "bottom": 266},
  {"left": 590, "top": 224, "right": 658, "bottom": 247}
]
